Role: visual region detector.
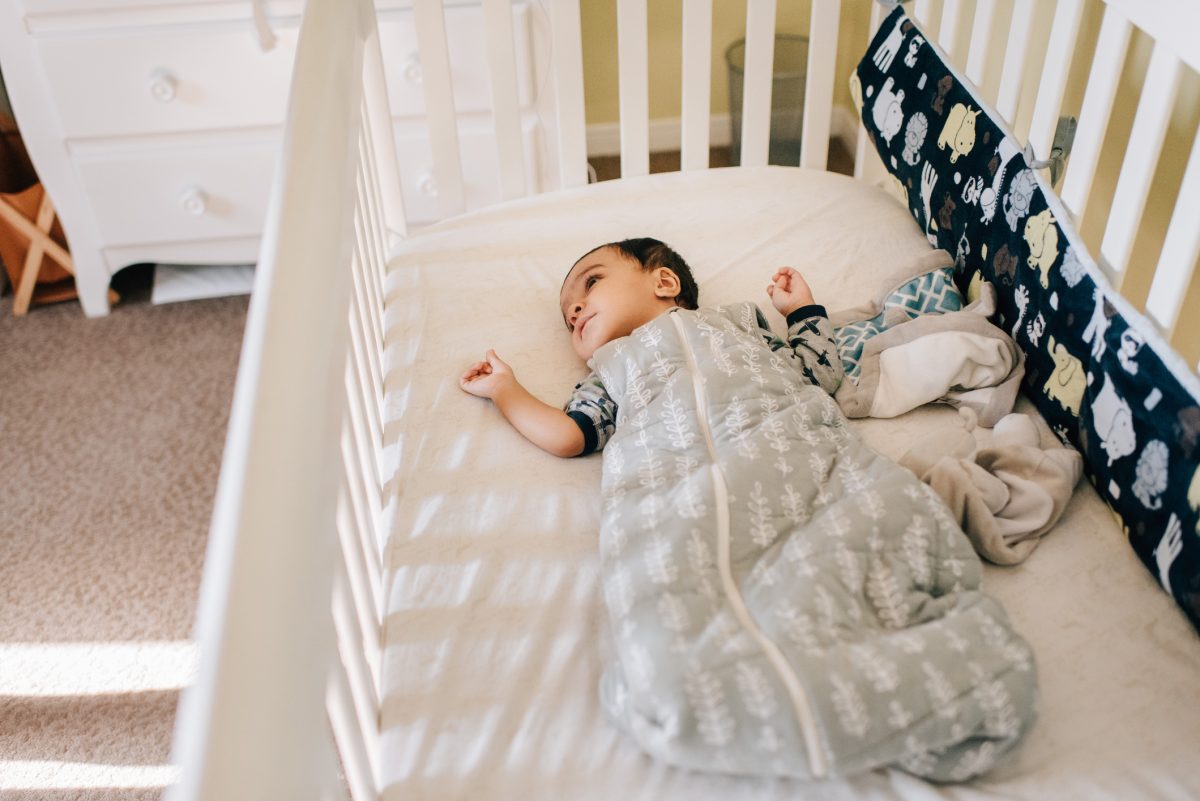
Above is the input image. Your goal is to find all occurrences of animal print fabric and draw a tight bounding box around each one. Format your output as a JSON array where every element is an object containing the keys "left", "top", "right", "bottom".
[
  {"left": 855, "top": 7, "right": 1200, "bottom": 632},
  {"left": 592, "top": 303, "right": 1037, "bottom": 780}
]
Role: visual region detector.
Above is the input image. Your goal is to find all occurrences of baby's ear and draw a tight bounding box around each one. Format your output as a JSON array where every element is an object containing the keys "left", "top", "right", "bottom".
[{"left": 653, "top": 267, "right": 682, "bottom": 300}]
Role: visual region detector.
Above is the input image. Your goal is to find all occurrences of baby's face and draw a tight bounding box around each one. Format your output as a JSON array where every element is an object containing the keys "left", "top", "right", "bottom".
[{"left": 560, "top": 247, "right": 674, "bottom": 361}]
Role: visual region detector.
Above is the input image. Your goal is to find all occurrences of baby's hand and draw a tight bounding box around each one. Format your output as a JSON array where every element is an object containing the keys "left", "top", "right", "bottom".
[
  {"left": 460, "top": 349, "right": 516, "bottom": 400},
  {"left": 766, "top": 267, "right": 816, "bottom": 316}
]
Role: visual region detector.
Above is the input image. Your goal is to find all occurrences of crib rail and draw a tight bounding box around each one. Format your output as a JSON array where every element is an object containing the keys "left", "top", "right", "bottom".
[
  {"left": 906, "top": 0, "right": 1199, "bottom": 367},
  {"left": 166, "top": 0, "right": 400, "bottom": 799}
]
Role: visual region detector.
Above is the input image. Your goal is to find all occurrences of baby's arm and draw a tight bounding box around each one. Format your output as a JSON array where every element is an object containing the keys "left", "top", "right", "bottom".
[
  {"left": 764, "top": 267, "right": 844, "bottom": 394},
  {"left": 460, "top": 350, "right": 585, "bottom": 457}
]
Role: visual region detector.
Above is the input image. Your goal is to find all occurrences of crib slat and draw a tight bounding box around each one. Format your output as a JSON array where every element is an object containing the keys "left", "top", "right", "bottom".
[
  {"left": 1028, "top": 0, "right": 1085, "bottom": 165},
  {"left": 965, "top": 0, "right": 997, "bottom": 88},
  {"left": 995, "top": 0, "right": 1035, "bottom": 122},
  {"left": 337, "top": 466, "right": 383, "bottom": 692},
  {"left": 1100, "top": 45, "right": 1183, "bottom": 281},
  {"left": 938, "top": 0, "right": 964, "bottom": 62},
  {"left": 362, "top": 19, "right": 407, "bottom": 241},
  {"left": 331, "top": 560, "right": 382, "bottom": 758},
  {"left": 800, "top": 0, "right": 839, "bottom": 170},
  {"left": 740, "top": 0, "right": 777, "bottom": 167},
  {"left": 355, "top": 142, "right": 387, "bottom": 358},
  {"left": 482, "top": 0, "right": 527, "bottom": 200},
  {"left": 1146, "top": 130, "right": 1200, "bottom": 336},
  {"left": 350, "top": 214, "right": 386, "bottom": 437},
  {"left": 1060, "top": 5, "right": 1132, "bottom": 223},
  {"left": 854, "top": 1, "right": 887, "bottom": 182},
  {"left": 327, "top": 594, "right": 380, "bottom": 801},
  {"left": 616, "top": 0, "right": 649, "bottom": 177},
  {"left": 549, "top": 0, "right": 586, "bottom": 188},
  {"left": 680, "top": 0, "right": 713, "bottom": 171},
  {"left": 340, "top": 458, "right": 384, "bottom": 648},
  {"left": 343, "top": 363, "right": 387, "bottom": 579},
  {"left": 913, "top": 0, "right": 934, "bottom": 26},
  {"left": 413, "top": 0, "right": 466, "bottom": 217}
]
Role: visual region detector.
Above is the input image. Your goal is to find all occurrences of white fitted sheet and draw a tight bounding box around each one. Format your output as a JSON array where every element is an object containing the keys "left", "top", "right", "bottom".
[{"left": 378, "top": 167, "right": 1200, "bottom": 801}]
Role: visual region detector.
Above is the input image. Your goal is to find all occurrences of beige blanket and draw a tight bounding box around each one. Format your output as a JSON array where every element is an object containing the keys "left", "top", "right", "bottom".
[{"left": 901, "top": 413, "right": 1083, "bottom": 564}]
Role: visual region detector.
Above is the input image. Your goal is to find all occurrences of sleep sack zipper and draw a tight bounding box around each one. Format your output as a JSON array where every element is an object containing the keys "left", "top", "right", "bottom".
[{"left": 668, "top": 311, "right": 829, "bottom": 779}]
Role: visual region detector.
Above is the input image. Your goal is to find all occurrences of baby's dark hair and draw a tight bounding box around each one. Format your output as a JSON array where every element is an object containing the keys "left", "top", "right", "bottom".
[{"left": 607, "top": 237, "right": 700, "bottom": 310}]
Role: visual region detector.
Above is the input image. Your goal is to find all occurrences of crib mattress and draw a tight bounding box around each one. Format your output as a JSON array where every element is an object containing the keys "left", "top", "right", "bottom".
[{"left": 378, "top": 166, "right": 1200, "bottom": 801}]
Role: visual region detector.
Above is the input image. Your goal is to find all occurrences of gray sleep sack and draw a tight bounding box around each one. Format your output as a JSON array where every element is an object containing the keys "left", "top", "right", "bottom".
[{"left": 585, "top": 302, "right": 1037, "bottom": 782}]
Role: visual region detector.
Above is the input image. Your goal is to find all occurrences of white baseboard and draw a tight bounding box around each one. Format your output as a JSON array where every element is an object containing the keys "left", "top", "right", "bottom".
[{"left": 586, "top": 106, "right": 861, "bottom": 160}]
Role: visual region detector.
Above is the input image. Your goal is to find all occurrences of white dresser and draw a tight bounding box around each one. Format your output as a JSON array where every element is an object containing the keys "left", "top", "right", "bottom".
[{"left": 0, "top": 0, "right": 551, "bottom": 316}]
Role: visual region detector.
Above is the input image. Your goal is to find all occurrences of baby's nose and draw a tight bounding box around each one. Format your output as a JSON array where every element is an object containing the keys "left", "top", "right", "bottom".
[{"left": 568, "top": 303, "right": 583, "bottom": 323}]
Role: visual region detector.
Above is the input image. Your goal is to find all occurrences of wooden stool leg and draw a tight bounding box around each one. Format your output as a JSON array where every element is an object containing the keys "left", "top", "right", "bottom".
[{"left": 12, "top": 192, "right": 55, "bottom": 315}]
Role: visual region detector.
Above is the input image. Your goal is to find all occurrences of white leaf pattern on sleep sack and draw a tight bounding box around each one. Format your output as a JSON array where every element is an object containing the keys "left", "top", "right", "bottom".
[
  {"left": 673, "top": 454, "right": 707, "bottom": 519},
  {"left": 867, "top": 555, "right": 909, "bottom": 629},
  {"left": 724, "top": 396, "right": 759, "bottom": 460},
  {"left": 661, "top": 389, "right": 695, "bottom": 450},
  {"left": 970, "top": 663, "right": 1019, "bottom": 738},
  {"left": 638, "top": 322, "right": 664, "bottom": 351},
  {"left": 740, "top": 339, "right": 768, "bottom": 388},
  {"left": 658, "top": 593, "right": 690, "bottom": 653},
  {"left": 831, "top": 674, "right": 870, "bottom": 738},
  {"left": 783, "top": 532, "right": 816, "bottom": 578},
  {"left": 748, "top": 482, "right": 776, "bottom": 547},
  {"left": 950, "top": 741, "right": 999, "bottom": 781},
  {"left": 685, "top": 660, "right": 735, "bottom": 747},
  {"left": 888, "top": 699, "right": 914, "bottom": 730},
  {"left": 850, "top": 643, "right": 900, "bottom": 693},
  {"left": 645, "top": 533, "right": 678, "bottom": 585},
  {"left": 923, "top": 661, "right": 959, "bottom": 719},
  {"left": 736, "top": 661, "right": 781, "bottom": 754},
  {"left": 780, "top": 484, "right": 809, "bottom": 526},
  {"left": 902, "top": 517, "right": 932, "bottom": 587}
]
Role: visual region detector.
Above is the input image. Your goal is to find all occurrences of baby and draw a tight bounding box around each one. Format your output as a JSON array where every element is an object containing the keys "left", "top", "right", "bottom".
[
  {"left": 460, "top": 237, "right": 842, "bottom": 454},
  {"left": 458, "top": 237, "right": 1036, "bottom": 782}
]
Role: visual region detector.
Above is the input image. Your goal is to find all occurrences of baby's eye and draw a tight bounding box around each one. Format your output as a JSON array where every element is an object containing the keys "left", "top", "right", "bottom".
[{"left": 585, "top": 275, "right": 600, "bottom": 290}]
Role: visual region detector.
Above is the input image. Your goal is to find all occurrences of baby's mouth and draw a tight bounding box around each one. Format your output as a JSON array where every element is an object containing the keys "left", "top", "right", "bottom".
[{"left": 578, "top": 313, "right": 595, "bottom": 336}]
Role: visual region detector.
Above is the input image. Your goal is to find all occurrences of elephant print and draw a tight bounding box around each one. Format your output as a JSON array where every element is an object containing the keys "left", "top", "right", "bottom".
[
  {"left": 1024, "top": 209, "right": 1059, "bottom": 288},
  {"left": 902, "top": 112, "right": 928, "bottom": 166},
  {"left": 1004, "top": 168, "right": 1038, "bottom": 232},
  {"left": 1092, "top": 373, "right": 1136, "bottom": 465},
  {"left": 1044, "top": 335, "right": 1085, "bottom": 416},
  {"left": 937, "top": 103, "right": 980, "bottom": 164},
  {"left": 872, "top": 77, "right": 906, "bottom": 145}
]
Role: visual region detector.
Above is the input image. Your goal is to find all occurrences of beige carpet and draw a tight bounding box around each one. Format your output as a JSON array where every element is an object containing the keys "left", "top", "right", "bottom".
[{"left": 0, "top": 266, "right": 247, "bottom": 800}]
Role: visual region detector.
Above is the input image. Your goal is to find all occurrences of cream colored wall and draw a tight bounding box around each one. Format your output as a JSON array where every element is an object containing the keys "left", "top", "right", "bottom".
[{"left": 579, "top": 1, "right": 871, "bottom": 126}]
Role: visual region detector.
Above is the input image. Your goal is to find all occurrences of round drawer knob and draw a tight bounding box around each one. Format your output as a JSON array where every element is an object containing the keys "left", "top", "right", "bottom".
[
  {"left": 149, "top": 68, "right": 178, "bottom": 103},
  {"left": 403, "top": 53, "right": 423, "bottom": 85},
  {"left": 179, "top": 186, "right": 208, "bottom": 216},
  {"left": 417, "top": 172, "right": 438, "bottom": 198}
]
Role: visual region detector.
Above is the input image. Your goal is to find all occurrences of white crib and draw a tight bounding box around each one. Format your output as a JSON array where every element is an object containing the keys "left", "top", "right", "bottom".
[{"left": 166, "top": 1, "right": 1200, "bottom": 799}]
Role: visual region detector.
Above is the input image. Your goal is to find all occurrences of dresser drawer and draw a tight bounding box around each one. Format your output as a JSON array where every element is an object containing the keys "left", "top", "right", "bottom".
[
  {"left": 397, "top": 119, "right": 541, "bottom": 224},
  {"left": 378, "top": 3, "right": 535, "bottom": 119},
  {"left": 35, "top": 23, "right": 298, "bottom": 140},
  {"left": 75, "top": 141, "right": 277, "bottom": 247}
]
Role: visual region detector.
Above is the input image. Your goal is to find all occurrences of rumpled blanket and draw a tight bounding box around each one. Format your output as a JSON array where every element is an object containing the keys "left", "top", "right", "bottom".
[
  {"left": 832, "top": 256, "right": 1024, "bottom": 427},
  {"left": 900, "top": 412, "right": 1084, "bottom": 565}
]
